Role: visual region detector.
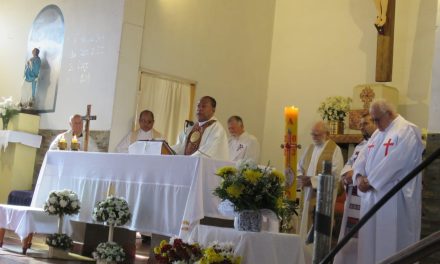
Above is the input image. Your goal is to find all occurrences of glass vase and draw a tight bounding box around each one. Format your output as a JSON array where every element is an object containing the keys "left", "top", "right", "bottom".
[
  {"left": 2, "top": 116, "right": 9, "bottom": 130},
  {"left": 234, "top": 210, "right": 262, "bottom": 232}
]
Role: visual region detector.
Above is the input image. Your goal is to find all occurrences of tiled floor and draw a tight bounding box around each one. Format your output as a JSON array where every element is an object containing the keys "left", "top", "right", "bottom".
[{"left": 0, "top": 231, "right": 150, "bottom": 264}]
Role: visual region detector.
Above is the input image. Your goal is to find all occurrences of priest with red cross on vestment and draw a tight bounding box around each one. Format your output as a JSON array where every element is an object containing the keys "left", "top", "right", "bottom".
[{"left": 352, "top": 99, "right": 424, "bottom": 264}]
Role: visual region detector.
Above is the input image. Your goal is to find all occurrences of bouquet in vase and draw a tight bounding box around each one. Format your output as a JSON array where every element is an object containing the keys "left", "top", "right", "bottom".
[
  {"left": 92, "top": 196, "right": 131, "bottom": 226},
  {"left": 93, "top": 241, "right": 125, "bottom": 262},
  {"left": 0, "top": 96, "right": 20, "bottom": 130},
  {"left": 317, "top": 96, "right": 352, "bottom": 121}
]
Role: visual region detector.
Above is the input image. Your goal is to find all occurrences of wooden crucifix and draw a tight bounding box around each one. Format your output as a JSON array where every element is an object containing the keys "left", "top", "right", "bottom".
[
  {"left": 375, "top": 0, "right": 396, "bottom": 82},
  {"left": 82, "top": 104, "right": 97, "bottom": 152}
]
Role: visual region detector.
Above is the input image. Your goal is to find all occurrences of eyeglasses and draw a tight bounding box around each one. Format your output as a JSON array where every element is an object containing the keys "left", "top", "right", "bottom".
[{"left": 310, "top": 132, "right": 323, "bottom": 137}]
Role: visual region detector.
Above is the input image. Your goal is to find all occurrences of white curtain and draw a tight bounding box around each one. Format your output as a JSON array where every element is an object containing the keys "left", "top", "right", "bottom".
[{"left": 137, "top": 73, "right": 193, "bottom": 145}]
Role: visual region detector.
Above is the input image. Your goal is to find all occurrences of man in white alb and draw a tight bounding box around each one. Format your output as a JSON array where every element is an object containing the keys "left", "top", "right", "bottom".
[
  {"left": 297, "top": 121, "right": 344, "bottom": 248},
  {"left": 227, "top": 115, "right": 260, "bottom": 163},
  {"left": 115, "top": 110, "right": 163, "bottom": 153},
  {"left": 333, "top": 113, "right": 376, "bottom": 264},
  {"left": 353, "top": 99, "right": 423, "bottom": 264},
  {"left": 49, "top": 114, "right": 99, "bottom": 152},
  {"left": 172, "top": 96, "right": 229, "bottom": 160}
]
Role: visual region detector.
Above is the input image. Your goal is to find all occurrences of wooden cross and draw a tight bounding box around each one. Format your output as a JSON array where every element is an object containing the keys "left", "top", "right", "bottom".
[
  {"left": 82, "top": 104, "right": 97, "bottom": 152},
  {"left": 375, "top": 0, "right": 396, "bottom": 82}
]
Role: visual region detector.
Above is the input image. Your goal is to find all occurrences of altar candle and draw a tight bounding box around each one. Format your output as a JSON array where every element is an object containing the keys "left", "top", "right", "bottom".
[
  {"left": 59, "top": 135, "right": 66, "bottom": 143},
  {"left": 284, "top": 106, "right": 298, "bottom": 200},
  {"left": 72, "top": 135, "right": 78, "bottom": 144}
]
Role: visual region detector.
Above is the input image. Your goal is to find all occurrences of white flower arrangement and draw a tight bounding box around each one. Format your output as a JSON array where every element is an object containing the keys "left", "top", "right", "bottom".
[
  {"left": 0, "top": 96, "right": 20, "bottom": 129},
  {"left": 317, "top": 96, "right": 352, "bottom": 121},
  {"left": 44, "top": 189, "right": 81, "bottom": 216},
  {"left": 45, "top": 233, "right": 73, "bottom": 250},
  {"left": 92, "top": 196, "right": 131, "bottom": 226},
  {"left": 93, "top": 241, "right": 125, "bottom": 262}
]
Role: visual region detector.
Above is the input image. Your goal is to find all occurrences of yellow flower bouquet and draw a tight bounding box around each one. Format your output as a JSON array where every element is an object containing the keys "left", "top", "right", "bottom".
[{"left": 213, "top": 160, "right": 285, "bottom": 216}]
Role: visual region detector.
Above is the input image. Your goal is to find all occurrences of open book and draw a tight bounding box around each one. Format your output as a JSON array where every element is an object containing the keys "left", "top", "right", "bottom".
[{"left": 128, "top": 139, "right": 176, "bottom": 155}]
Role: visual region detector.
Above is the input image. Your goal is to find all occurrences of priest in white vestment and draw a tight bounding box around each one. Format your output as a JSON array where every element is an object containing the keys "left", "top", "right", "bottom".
[
  {"left": 172, "top": 96, "right": 229, "bottom": 160},
  {"left": 334, "top": 113, "right": 376, "bottom": 264},
  {"left": 297, "top": 121, "right": 343, "bottom": 250},
  {"left": 114, "top": 109, "right": 163, "bottom": 153},
  {"left": 353, "top": 100, "right": 423, "bottom": 264},
  {"left": 49, "top": 114, "right": 99, "bottom": 152},
  {"left": 227, "top": 115, "right": 260, "bottom": 162}
]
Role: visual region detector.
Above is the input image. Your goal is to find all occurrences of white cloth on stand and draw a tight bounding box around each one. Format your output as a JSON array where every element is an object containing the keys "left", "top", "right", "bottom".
[
  {"left": 188, "top": 225, "right": 309, "bottom": 264},
  {"left": 31, "top": 151, "right": 233, "bottom": 237},
  {"left": 0, "top": 205, "right": 71, "bottom": 240},
  {"left": 0, "top": 130, "right": 42, "bottom": 151},
  {"left": 353, "top": 115, "right": 423, "bottom": 264}
]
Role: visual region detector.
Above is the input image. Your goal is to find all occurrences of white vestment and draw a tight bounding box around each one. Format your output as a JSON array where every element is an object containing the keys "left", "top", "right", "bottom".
[
  {"left": 114, "top": 128, "right": 163, "bottom": 153},
  {"left": 297, "top": 140, "right": 344, "bottom": 246},
  {"left": 353, "top": 115, "right": 423, "bottom": 264},
  {"left": 172, "top": 117, "right": 229, "bottom": 161},
  {"left": 49, "top": 130, "right": 99, "bottom": 152},
  {"left": 334, "top": 140, "right": 367, "bottom": 264},
  {"left": 228, "top": 131, "right": 260, "bottom": 163}
]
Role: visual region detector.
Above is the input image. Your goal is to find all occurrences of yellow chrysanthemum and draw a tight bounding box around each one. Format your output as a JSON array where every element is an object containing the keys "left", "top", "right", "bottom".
[
  {"left": 153, "top": 246, "right": 161, "bottom": 254},
  {"left": 226, "top": 184, "right": 244, "bottom": 198},
  {"left": 216, "top": 166, "right": 237, "bottom": 178},
  {"left": 276, "top": 197, "right": 283, "bottom": 209},
  {"left": 159, "top": 240, "right": 167, "bottom": 248},
  {"left": 271, "top": 170, "right": 286, "bottom": 183},
  {"left": 234, "top": 256, "right": 242, "bottom": 264},
  {"left": 243, "top": 169, "right": 263, "bottom": 184},
  {"left": 204, "top": 247, "right": 224, "bottom": 263}
]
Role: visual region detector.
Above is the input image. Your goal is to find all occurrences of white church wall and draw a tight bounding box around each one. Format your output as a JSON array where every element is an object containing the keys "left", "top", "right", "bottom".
[
  {"left": 0, "top": 0, "right": 124, "bottom": 130},
  {"left": 138, "top": 0, "right": 276, "bottom": 146},
  {"left": 262, "top": 0, "right": 436, "bottom": 170}
]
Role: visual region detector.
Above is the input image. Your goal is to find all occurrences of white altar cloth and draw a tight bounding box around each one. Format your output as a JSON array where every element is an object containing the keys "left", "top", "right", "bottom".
[
  {"left": 0, "top": 205, "right": 71, "bottom": 240},
  {"left": 188, "top": 225, "right": 309, "bottom": 264},
  {"left": 0, "top": 130, "right": 42, "bottom": 151},
  {"left": 31, "top": 151, "right": 233, "bottom": 237}
]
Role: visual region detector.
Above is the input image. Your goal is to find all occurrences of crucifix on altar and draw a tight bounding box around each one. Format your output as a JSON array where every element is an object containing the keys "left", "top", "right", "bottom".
[
  {"left": 374, "top": 0, "right": 395, "bottom": 82},
  {"left": 81, "top": 104, "right": 97, "bottom": 152}
]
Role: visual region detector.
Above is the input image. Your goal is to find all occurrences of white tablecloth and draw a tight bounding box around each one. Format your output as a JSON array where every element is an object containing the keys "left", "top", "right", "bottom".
[
  {"left": 188, "top": 225, "right": 309, "bottom": 264},
  {"left": 0, "top": 205, "right": 71, "bottom": 240},
  {"left": 0, "top": 130, "right": 42, "bottom": 150},
  {"left": 31, "top": 151, "right": 233, "bottom": 237}
]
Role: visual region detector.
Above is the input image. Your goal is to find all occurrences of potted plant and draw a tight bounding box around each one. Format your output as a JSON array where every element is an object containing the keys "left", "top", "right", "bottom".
[
  {"left": 213, "top": 160, "right": 285, "bottom": 232},
  {"left": 0, "top": 96, "right": 20, "bottom": 130},
  {"left": 92, "top": 196, "right": 131, "bottom": 264},
  {"left": 317, "top": 96, "right": 352, "bottom": 134},
  {"left": 43, "top": 189, "right": 80, "bottom": 257}
]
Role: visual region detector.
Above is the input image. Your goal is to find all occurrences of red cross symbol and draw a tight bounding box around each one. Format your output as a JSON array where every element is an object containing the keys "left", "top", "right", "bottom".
[
  {"left": 383, "top": 138, "right": 394, "bottom": 156},
  {"left": 368, "top": 144, "right": 375, "bottom": 152}
]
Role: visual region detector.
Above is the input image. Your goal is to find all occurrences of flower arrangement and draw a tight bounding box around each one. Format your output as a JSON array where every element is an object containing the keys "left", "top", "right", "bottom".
[
  {"left": 213, "top": 160, "right": 285, "bottom": 215},
  {"left": 317, "top": 96, "right": 352, "bottom": 121},
  {"left": 92, "top": 196, "right": 131, "bottom": 226},
  {"left": 93, "top": 241, "right": 126, "bottom": 262},
  {"left": 0, "top": 96, "right": 20, "bottom": 129},
  {"left": 45, "top": 233, "right": 73, "bottom": 250},
  {"left": 44, "top": 189, "right": 81, "bottom": 216},
  {"left": 154, "top": 238, "right": 241, "bottom": 264},
  {"left": 154, "top": 238, "right": 203, "bottom": 264},
  {"left": 196, "top": 241, "right": 241, "bottom": 264}
]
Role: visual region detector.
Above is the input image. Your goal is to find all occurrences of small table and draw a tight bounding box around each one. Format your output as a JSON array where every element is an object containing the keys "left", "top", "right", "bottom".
[{"left": 188, "top": 225, "right": 309, "bottom": 264}]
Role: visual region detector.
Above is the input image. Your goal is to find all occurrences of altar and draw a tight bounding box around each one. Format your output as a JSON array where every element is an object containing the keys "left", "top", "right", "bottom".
[{"left": 31, "top": 151, "right": 234, "bottom": 237}]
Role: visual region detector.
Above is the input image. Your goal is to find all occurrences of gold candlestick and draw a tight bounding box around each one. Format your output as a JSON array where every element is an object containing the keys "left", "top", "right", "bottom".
[
  {"left": 71, "top": 135, "right": 79, "bottom": 151},
  {"left": 58, "top": 136, "right": 67, "bottom": 150}
]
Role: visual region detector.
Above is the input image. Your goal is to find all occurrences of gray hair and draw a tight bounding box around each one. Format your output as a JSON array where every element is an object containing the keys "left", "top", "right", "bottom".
[
  {"left": 69, "top": 114, "right": 82, "bottom": 123},
  {"left": 370, "top": 99, "right": 396, "bottom": 116}
]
